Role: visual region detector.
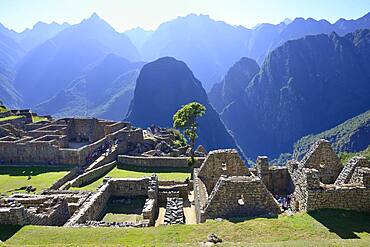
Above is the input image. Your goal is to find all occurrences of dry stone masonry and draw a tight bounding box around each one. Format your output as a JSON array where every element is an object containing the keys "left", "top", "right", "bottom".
[
  {"left": 288, "top": 139, "right": 370, "bottom": 212},
  {"left": 1, "top": 113, "right": 369, "bottom": 229},
  {"left": 194, "top": 149, "right": 280, "bottom": 222}
]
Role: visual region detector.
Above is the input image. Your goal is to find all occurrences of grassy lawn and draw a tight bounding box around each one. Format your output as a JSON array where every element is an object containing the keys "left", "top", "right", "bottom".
[
  {"left": 0, "top": 165, "right": 71, "bottom": 195},
  {"left": 0, "top": 115, "right": 24, "bottom": 122},
  {"left": 4, "top": 210, "right": 370, "bottom": 246},
  {"left": 102, "top": 196, "right": 145, "bottom": 223},
  {"left": 71, "top": 166, "right": 191, "bottom": 191},
  {"left": 32, "top": 115, "right": 49, "bottom": 122},
  {"left": 102, "top": 213, "right": 143, "bottom": 223}
]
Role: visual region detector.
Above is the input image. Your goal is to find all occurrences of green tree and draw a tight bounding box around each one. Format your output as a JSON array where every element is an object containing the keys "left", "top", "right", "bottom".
[{"left": 173, "top": 102, "right": 206, "bottom": 160}]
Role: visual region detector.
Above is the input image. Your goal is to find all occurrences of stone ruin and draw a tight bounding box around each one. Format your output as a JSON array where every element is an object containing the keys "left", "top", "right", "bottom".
[
  {"left": 0, "top": 117, "right": 143, "bottom": 167},
  {"left": 65, "top": 175, "right": 159, "bottom": 228},
  {"left": 288, "top": 140, "right": 370, "bottom": 212},
  {"left": 194, "top": 149, "right": 281, "bottom": 222},
  {"left": 0, "top": 190, "right": 91, "bottom": 226},
  {"left": 0, "top": 114, "right": 369, "bottom": 231}
]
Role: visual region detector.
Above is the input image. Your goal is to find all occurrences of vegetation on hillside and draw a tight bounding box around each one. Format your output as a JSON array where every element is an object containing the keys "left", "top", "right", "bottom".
[
  {"left": 339, "top": 145, "right": 370, "bottom": 164},
  {"left": 294, "top": 110, "right": 370, "bottom": 160}
]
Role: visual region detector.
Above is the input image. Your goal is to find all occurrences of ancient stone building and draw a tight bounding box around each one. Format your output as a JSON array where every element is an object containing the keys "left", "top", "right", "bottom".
[
  {"left": 288, "top": 140, "right": 370, "bottom": 212},
  {"left": 194, "top": 149, "right": 280, "bottom": 222},
  {"left": 197, "top": 149, "right": 251, "bottom": 194},
  {"left": 0, "top": 118, "right": 143, "bottom": 166},
  {"left": 299, "top": 139, "right": 343, "bottom": 184}
]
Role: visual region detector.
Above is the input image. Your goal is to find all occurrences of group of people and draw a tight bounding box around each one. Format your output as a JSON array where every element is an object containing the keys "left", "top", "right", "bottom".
[{"left": 275, "top": 194, "right": 292, "bottom": 211}]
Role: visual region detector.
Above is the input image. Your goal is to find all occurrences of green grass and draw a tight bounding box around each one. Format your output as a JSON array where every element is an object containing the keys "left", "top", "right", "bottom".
[
  {"left": 339, "top": 145, "right": 370, "bottom": 164},
  {"left": 102, "top": 213, "right": 144, "bottom": 223},
  {"left": 102, "top": 196, "right": 145, "bottom": 223},
  {"left": 0, "top": 106, "right": 9, "bottom": 113},
  {"left": 32, "top": 115, "right": 49, "bottom": 123},
  {"left": 4, "top": 210, "right": 370, "bottom": 246},
  {"left": 71, "top": 166, "right": 191, "bottom": 191},
  {"left": 0, "top": 115, "right": 24, "bottom": 122},
  {"left": 0, "top": 165, "right": 71, "bottom": 195}
]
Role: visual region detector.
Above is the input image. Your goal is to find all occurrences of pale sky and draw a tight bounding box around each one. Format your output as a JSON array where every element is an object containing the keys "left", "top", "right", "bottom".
[{"left": 1, "top": 0, "right": 369, "bottom": 32}]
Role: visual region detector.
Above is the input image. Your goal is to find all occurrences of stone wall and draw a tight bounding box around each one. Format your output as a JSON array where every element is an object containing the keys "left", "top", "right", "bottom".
[
  {"left": 0, "top": 196, "right": 71, "bottom": 226},
  {"left": 193, "top": 168, "right": 207, "bottom": 224},
  {"left": 0, "top": 119, "right": 143, "bottom": 166},
  {"left": 300, "top": 139, "right": 343, "bottom": 184},
  {"left": 117, "top": 155, "right": 204, "bottom": 168},
  {"left": 253, "top": 156, "right": 293, "bottom": 196},
  {"left": 70, "top": 162, "right": 116, "bottom": 188},
  {"left": 0, "top": 116, "right": 26, "bottom": 128},
  {"left": 335, "top": 156, "right": 370, "bottom": 185},
  {"left": 158, "top": 181, "right": 189, "bottom": 206},
  {"left": 197, "top": 149, "right": 250, "bottom": 194},
  {"left": 0, "top": 206, "right": 28, "bottom": 225},
  {"left": 49, "top": 167, "right": 79, "bottom": 190},
  {"left": 109, "top": 178, "right": 153, "bottom": 197},
  {"left": 66, "top": 118, "right": 105, "bottom": 143},
  {"left": 26, "top": 198, "right": 71, "bottom": 226},
  {"left": 66, "top": 176, "right": 159, "bottom": 226},
  {"left": 202, "top": 176, "right": 281, "bottom": 220},
  {"left": 65, "top": 183, "right": 111, "bottom": 226},
  {"left": 289, "top": 160, "right": 370, "bottom": 212}
]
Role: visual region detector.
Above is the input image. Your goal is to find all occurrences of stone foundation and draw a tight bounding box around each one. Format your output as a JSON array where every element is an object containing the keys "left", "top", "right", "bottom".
[{"left": 117, "top": 155, "right": 204, "bottom": 168}]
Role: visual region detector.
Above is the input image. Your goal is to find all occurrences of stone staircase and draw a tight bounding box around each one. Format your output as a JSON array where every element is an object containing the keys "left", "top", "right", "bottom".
[{"left": 164, "top": 197, "right": 184, "bottom": 224}]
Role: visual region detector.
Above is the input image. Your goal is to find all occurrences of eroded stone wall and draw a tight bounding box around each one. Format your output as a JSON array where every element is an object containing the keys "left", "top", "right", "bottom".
[
  {"left": 300, "top": 139, "right": 343, "bottom": 184},
  {"left": 198, "top": 149, "right": 250, "bottom": 194},
  {"left": 202, "top": 176, "right": 280, "bottom": 220}
]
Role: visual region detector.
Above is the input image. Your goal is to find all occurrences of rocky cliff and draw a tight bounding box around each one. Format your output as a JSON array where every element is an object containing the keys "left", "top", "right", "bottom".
[{"left": 127, "top": 57, "right": 240, "bottom": 153}]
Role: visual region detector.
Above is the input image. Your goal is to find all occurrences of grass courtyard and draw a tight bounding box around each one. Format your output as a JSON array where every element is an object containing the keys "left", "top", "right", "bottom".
[
  {"left": 2, "top": 209, "right": 369, "bottom": 246},
  {"left": 70, "top": 166, "right": 191, "bottom": 191},
  {"left": 0, "top": 165, "right": 71, "bottom": 195},
  {"left": 0, "top": 115, "right": 24, "bottom": 122}
]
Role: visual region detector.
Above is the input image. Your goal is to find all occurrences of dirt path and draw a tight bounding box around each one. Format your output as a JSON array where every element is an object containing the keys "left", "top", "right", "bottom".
[
  {"left": 155, "top": 207, "right": 165, "bottom": 226},
  {"left": 184, "top": 191, "right": 197, "bottom": 224}
]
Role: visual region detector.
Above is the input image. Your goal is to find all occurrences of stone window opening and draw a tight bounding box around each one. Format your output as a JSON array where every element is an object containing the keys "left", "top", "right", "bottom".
[
  {"left": 237, "top": 194, "right": 245, "bottom": 206},
  {"left": 221, "top": 163, "right": 227, "bottom": 171}
]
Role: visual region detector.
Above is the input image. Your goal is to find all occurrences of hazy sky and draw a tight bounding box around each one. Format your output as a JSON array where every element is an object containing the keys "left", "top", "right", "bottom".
[{"left": 1, "top": 0, "right": 369, "bottom": 32}]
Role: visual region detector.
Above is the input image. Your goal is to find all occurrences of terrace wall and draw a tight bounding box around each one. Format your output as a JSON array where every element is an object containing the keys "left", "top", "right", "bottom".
[
  {"left": 117, "top": 155, "right": 204, "bottom": 168},
  {"left": 70, "top": 162, "right": 116, "bottom": 188}
]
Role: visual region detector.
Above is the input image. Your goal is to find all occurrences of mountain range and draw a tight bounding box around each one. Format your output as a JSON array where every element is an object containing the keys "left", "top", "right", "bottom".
[
  {"left": 132, "top": 12, "right": 370, "bottom": 90},
  {"left": 293, "top": 110, "right": 370, "bottom": 160},
  {"left": 220, "top": 29, "right": 370, "bottom": 159},
  {"left": 13, "top": 13, "right": 139, "bottom": 108},
  {"left": 0, "top": 12, "right": 370, "bottom": 158}
]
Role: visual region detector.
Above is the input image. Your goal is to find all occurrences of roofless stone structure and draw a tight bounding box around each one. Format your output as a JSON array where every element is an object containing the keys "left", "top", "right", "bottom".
[{"left": 0, "top": 114, "right": 369, "bottom": 229}]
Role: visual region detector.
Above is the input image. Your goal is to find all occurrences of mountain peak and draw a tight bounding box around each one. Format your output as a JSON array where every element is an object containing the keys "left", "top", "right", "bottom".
[
  {"left": 90, "top": 12, "right": 101, "bottom": 20},
  {"left": 127, "top": 56, "right": 239, "bottom": 153}
]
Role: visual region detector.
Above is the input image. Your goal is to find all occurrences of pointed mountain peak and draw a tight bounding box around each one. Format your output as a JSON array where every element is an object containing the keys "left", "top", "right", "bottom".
[
  {"left": 90, "top": 12, "right": 101, "bottom": 20},
  {"left": 82, "top": 12, "right": 105, "bottom": 25},
  {"left": 79, "top": 12, "right": 115, "bottom": 31}
]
